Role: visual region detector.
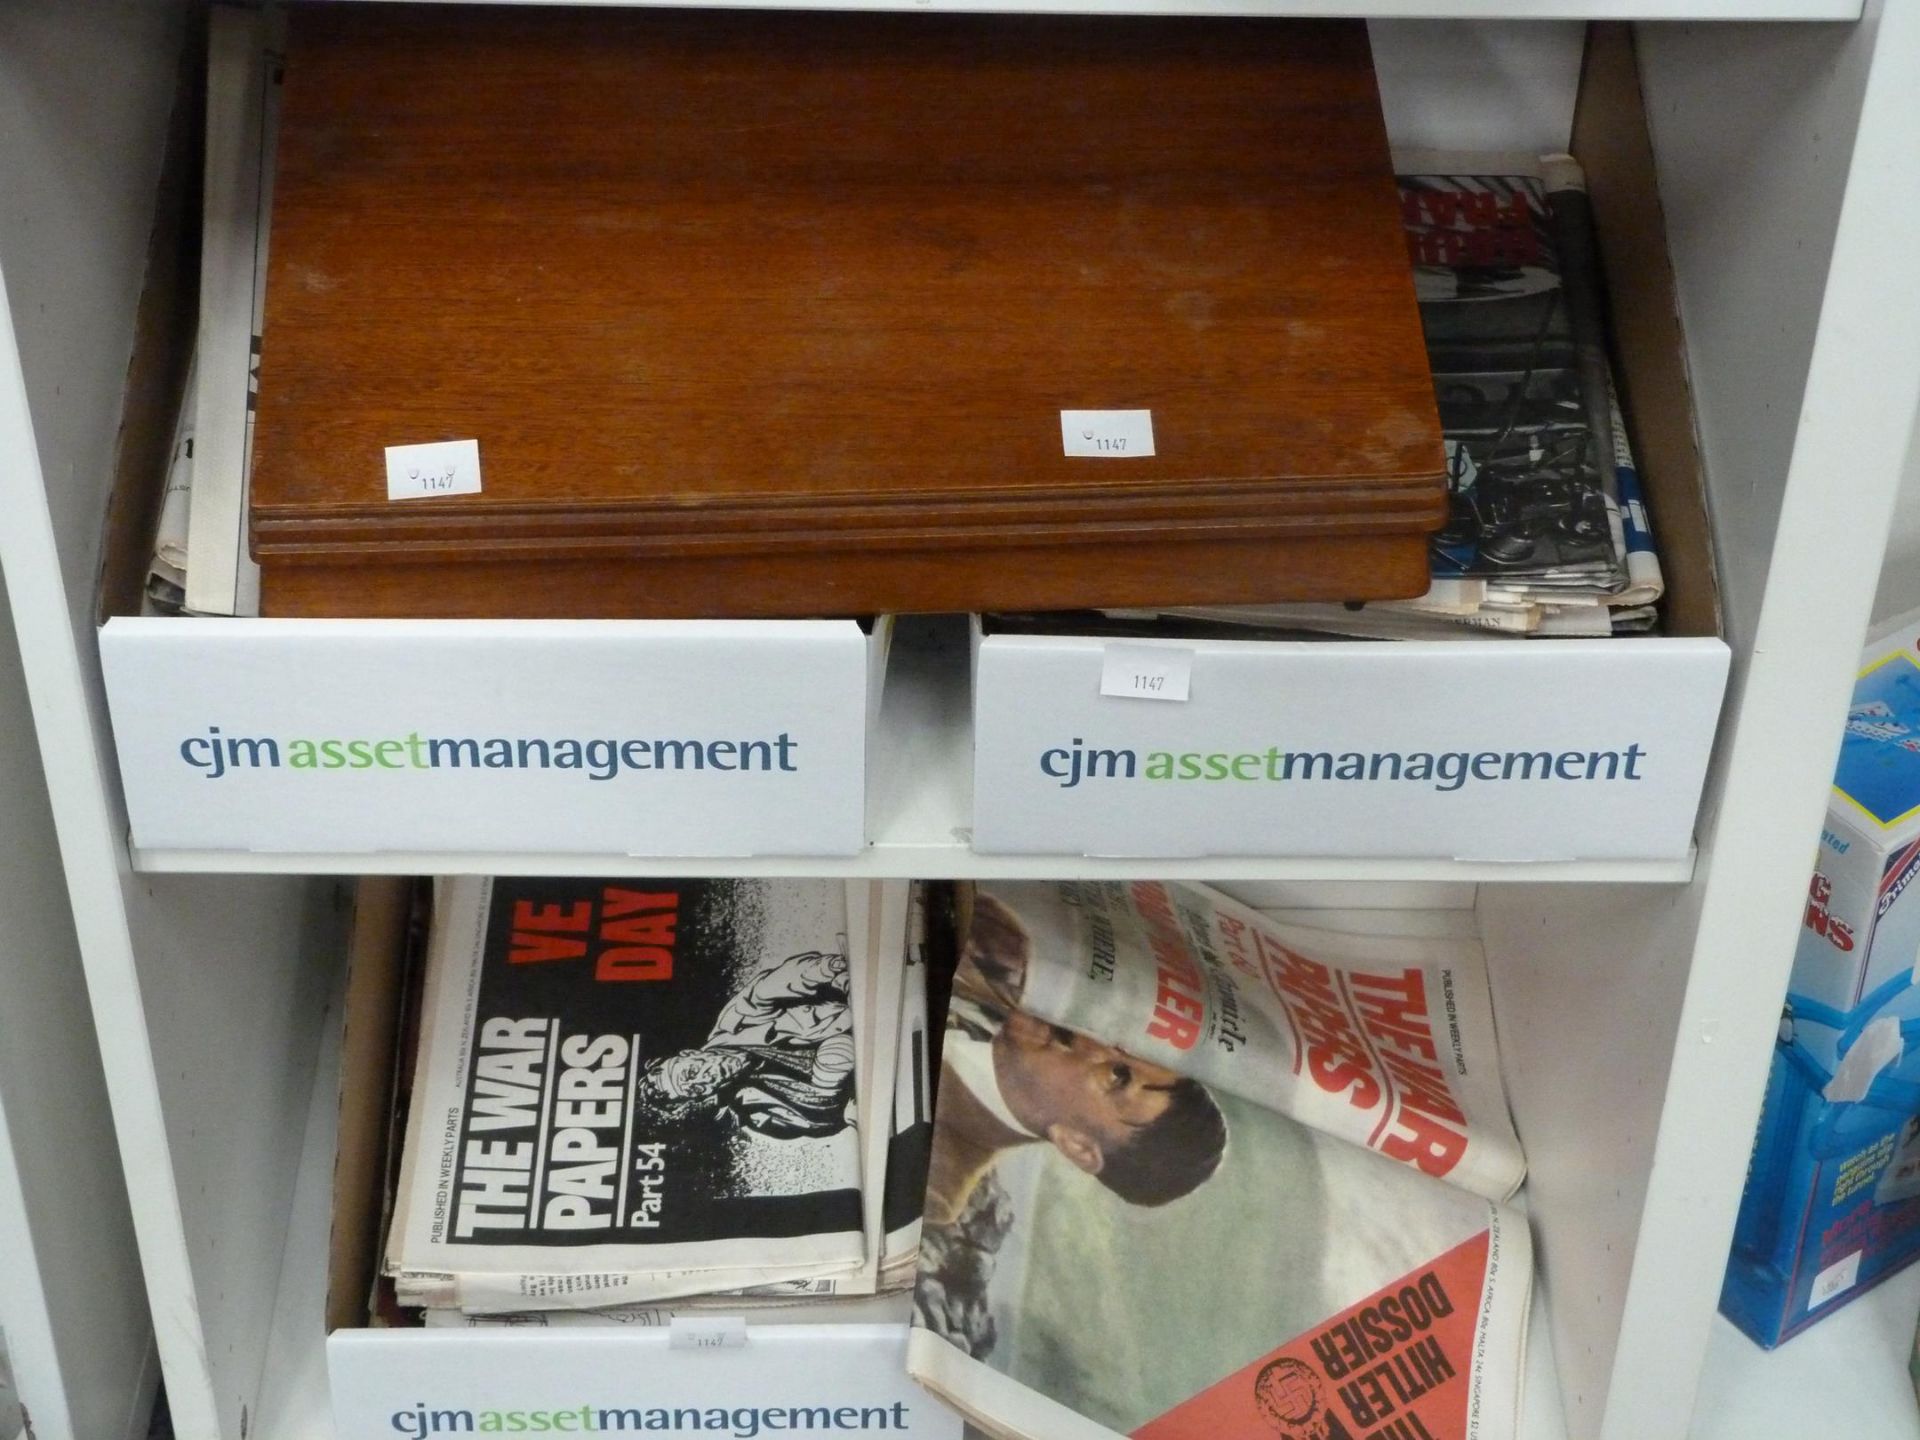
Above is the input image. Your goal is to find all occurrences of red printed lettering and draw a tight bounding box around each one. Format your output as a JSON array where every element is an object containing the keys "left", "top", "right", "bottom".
[
  {"left": 1260, "top": 936, "right": 1382, "bottom": 1111},
  {"left": 596, "top": 886, "right": 678, "bottom": 982},
  {"left": 509, "top": 898, "right": 592, "bottom": 964}
]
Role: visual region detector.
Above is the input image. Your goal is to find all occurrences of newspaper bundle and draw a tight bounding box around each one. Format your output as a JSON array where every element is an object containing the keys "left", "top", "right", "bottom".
[
  {"left": 142, "top": 354, "right": 197, "bottom": 615},
  {"left": 907, "top": 881, "right": 1532, "bottom": 1440},
  {"left": 388, "top": 876, "right": 939, "bottom": 1317},
  {"left": 1119, "top": 151, "right": 1662, "bottom": 644},
  {"left": 142, "top": 7, "right": 276, "bottom": 616},
  {"left": 181, "top": 3, "right": 279, "bottom": 617},
  {"left": 880, "top": 884, "right": 937, "bottom": 1293},
  {"left": 422, "top": 1293, "right": 915, "bottom": 1331}
]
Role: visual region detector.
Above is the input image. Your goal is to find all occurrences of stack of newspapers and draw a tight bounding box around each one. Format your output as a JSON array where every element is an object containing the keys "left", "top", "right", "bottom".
[
  {"left": 908, "top": 881, "right": 1535, "bottom": 1440},
  {"left": 142, "top": 6, "right": 280, "bottom": 619},
  {"left": 1107, "top": 151, "right": 1663, "bottom": 644},
  {"left": 385, "top": 876, "right": 937, "bottom": 1325}
]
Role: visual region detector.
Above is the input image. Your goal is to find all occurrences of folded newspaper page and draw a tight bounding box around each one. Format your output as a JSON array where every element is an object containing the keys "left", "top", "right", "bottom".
[
  {"left": 964, "top": 882, "right": 1524, "bottom": 1202},
  {"left": 387, "top": 877, "right": 868, "bottom": 1312},
  {"left": 393, "top": 1261, "right": 854, "bottom": 1313},
  {"left": 881, "top": 883, "right": 937, "bottom": 1291},
  {"left": 907, "top": 893, "right": 1532, "bottom": 1440},
  {"left": 1403, "top": 152, "right": 1625, "bottom": 598},
  {"left": 187, "top": 2, "right": 274, "bottom": 617},
  {"left": 847, "top": 882, "right": 906, "bottom": 1297},
  {"left": 423, "top": 1292, "right": 914, "bottom": 1329},
  {"left": 143, "top": 355, "right": 196, "bottom": 615}
]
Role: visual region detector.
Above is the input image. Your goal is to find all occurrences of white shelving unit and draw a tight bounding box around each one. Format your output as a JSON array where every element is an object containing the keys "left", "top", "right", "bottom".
[
  {"left": 0, "top": 547, "right": 155, "bottom": 1440},
  {"left": 0, "top": 6, "right": 175, "bottom": 1439},
  {"left": 5, "top": 4, "right": 1919, "bottom": 1440},
  {"left": 374, "top": 0, "right": 1867, "bottom": 15},
  {"left": 1695, "top": 1267, "right": 1920, "bottom": 1440}
]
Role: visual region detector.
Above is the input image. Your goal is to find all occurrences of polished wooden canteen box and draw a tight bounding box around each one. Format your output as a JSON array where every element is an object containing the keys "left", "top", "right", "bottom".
[{"left": 248, "top": 6, "right": 1446, "bottom": 619}]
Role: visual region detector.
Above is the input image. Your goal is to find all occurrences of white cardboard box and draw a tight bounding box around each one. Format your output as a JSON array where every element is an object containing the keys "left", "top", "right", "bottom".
[
  {"left": 329, "top": 1325, "right": 961, "bottom": 1440},
  {"left": 971, "top": 619, "right": 1728, "bottom": 862},
  {"left": 971, "top": 40, "right": 1732, "bottom": 867},
  {"left": 99, "top": 617, "right": 888, "bottom": 856},
  {"left": 320, "top": 883, "right": 960, "bottom": 1438}
]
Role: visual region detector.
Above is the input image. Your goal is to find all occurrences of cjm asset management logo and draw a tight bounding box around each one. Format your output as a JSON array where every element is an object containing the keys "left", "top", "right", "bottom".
[
  {"left": 1038, "top": 738, "right": 1650, "bottom": 792},
  {"left": 175, "top": 726, "right": 800, "bottom": 781},
  {"left": 389, "top": 1400, "right": 916, "bottom": 1438}
]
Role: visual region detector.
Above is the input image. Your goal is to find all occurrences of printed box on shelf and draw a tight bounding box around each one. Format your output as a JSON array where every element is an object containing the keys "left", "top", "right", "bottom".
[
  {"left": 89, "top": 2, "right": 895, "bottom": 865},
  {"left": 1723, "top": 610, "right": 1920, "bottom": 1349},
  {"left": 323, "top": 881, "right": 961, "bottom": 1434},
  {"left": 98, "top": 617, "right": 889, "bottom": 858},
  {"left": 969, "top": 28, "right": 1729, "bottom": 866},
  {"left": 970, "top": 620, "right": 1724, "bottom": 863},
  {"left": 331, "top": 1327, "right": 959, "bottom": 1440}
]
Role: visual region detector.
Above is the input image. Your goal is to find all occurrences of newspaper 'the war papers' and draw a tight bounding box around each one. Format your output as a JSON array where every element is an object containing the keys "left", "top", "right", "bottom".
[{"left": 387, "top": 877, "right": 869, "bottom": 1312}]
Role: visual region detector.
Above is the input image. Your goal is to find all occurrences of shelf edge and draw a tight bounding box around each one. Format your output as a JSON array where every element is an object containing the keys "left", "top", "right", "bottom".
[{"left": 131, "top": 841, "right": 1696, "bottom": 884}]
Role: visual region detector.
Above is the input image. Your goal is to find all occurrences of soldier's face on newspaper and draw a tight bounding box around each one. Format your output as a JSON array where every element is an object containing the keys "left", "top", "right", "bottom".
[
  {"left": 996, "top": 1011, "right": 1180, "bottom": 1175},
  {"left": 646, "top": 1048, "right": 751, "bottom": 1103}
]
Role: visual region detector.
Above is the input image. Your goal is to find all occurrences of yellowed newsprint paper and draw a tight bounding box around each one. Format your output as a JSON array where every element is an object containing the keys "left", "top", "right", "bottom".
[{"left": 909, "top": 881, "right": 1532, "bottom": 1440}]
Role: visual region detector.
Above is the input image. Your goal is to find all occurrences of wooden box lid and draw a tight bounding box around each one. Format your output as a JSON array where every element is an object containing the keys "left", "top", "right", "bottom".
[{"left": 248, "top": 6, "right": 1443, "bottom": 569}]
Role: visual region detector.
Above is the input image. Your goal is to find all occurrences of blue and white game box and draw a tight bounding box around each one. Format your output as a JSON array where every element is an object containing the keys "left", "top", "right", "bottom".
[{"left": 1724, "top": 611, "right": 1920, "bottom": 1346}]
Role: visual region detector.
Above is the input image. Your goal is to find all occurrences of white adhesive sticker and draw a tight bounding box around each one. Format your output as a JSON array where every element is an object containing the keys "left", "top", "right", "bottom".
[
  {"left": 1823, "top": 1015, "right": 1902, "bottom": 1103},
  {"left": 1061, "top": 409, "right": 1155, "bottom": 458},
  {"left": 1809, "top": 1251, "right": 1861, "bottom": 1307},
  {"left": 385, "top": 438, "right": 482, "bottom": 500},
  {"left": 669, "top": 1315, "right": 750, "bottom": 1350},
  {"left": 1100, "top": 643, "right": 1193, "bottom": 703}
]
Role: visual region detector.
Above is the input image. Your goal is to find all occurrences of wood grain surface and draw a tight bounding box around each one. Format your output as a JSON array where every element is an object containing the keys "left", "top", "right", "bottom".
[
  {"left": 262, "top": 532, "right": 1436, "bottom": 620},
  {"left": 250, "top": 4, "right": 1443, "bottom": 616}
]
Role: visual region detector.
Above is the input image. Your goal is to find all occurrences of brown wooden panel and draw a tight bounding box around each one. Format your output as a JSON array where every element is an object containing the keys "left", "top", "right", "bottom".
[
  {"left": 249, "top": 5, "right": 1441, "bottom": 615},
  {"left": 1574, "top": 23, "right": 1721, "bottom": 641},
  {"left": 262, "top": 532, "right": 1433, "bottom": 619},
  {"left": 254, "top": 491, "right": 1448, "bottom": 567}
]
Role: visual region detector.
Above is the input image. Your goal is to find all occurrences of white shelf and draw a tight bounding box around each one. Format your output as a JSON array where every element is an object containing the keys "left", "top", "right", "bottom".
[
  {"left": 131, "top": 620, "right": 1698, "bottom": 884},
  {"left": 1692, "top": 1267, "right": 1920, "bottom": 1440},
  {"left": 130, "top": 845, "right": 1697, "bottom": 883},
  {"left": 363, "top": 1, "right": 1865, "bottom": 21}
]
